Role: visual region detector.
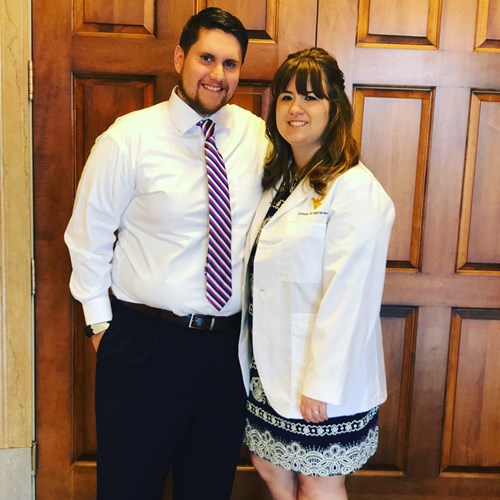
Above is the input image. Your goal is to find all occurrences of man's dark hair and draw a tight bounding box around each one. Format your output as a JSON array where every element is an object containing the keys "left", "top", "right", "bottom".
[{"left": 179, "top": 7, "right": 249, "bottom": 62}]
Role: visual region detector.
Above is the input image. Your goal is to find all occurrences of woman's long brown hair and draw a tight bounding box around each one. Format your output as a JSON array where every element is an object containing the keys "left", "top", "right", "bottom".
[{"left": 262, "top": 48, "right": 360, "bottom": 195}]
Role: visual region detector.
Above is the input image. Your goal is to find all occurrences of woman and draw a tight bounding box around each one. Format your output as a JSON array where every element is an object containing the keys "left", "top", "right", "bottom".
[{"left": 242, "top": 48, "right": 395, "bottom": 499}]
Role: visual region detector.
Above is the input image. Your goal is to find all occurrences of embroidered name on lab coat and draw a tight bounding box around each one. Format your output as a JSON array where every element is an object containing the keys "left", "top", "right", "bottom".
[
  {"left": 297, "top": 196, "right": 328, "bottom": 216},
  {"left": 298, "top": 210, "right": 328, "bottom": 216}
]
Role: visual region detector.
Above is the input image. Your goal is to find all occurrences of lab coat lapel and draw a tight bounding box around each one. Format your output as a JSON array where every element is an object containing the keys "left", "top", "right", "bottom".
[
  {"left": 263, "top": 179, "right": 311, "bottom": 229},
  {"left": 245, "top": 188, "right": 274, "bottom": 255}
]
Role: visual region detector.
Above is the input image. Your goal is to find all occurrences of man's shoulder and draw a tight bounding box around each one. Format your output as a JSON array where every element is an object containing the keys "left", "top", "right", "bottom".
[
  {"left": 115, "top": 102, "right": 166, "bottom": 125},
  {"left": 107, "top": 102, "right": 167, "bottom": 137}
]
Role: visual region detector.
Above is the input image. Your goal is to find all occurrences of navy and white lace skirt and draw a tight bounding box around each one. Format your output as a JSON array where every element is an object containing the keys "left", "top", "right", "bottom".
[{"left": 244, "top": 360, "right": 379, "bottom": 476}]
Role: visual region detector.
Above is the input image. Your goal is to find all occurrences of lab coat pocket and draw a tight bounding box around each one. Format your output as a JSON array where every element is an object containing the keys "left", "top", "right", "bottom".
[{"left": 283, "top": 222, "right": 326, "bottom": 283}]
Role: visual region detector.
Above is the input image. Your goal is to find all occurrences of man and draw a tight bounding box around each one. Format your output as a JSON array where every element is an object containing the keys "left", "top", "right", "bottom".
[{"left": 64, "top": 8, "right": 267, "bottom": 499}]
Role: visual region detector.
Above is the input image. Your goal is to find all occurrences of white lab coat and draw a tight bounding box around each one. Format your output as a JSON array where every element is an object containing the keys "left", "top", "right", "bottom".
[{"left": 237, "top": 162, "right": 395, "bottom": 419}]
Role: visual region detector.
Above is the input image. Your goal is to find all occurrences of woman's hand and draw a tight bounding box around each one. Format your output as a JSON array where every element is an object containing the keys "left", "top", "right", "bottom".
[{"left": 300, "top": 395, "right": 328, "bottom": 423}]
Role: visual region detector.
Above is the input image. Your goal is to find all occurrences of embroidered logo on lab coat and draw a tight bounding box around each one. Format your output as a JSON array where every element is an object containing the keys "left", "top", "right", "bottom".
[{"left": 311, "top": 197, "right": 323, "bottom": 209}]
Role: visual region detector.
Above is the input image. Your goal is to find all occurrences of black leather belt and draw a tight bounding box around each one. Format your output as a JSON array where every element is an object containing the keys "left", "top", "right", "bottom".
[{"left": 117, "top": 299, "right": 241, "bottom": 332}]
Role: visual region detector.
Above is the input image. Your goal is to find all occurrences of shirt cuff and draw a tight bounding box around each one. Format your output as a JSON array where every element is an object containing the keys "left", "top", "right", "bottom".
[{"left": 82, "top": 295, "right": 113, "bottom": 325}]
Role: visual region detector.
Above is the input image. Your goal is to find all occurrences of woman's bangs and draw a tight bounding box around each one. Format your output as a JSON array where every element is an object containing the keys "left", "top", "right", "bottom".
[
  {"left": 274, "top": 66, "right": 293, "bottom": 97},
  {"left": 295, "top": 60, "right": 326, "bottom": 98}
]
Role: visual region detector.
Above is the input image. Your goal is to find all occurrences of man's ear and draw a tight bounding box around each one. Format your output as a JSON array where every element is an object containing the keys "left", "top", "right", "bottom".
[{"left": 173, "top": 46, "right": 184, "bottom": 74}]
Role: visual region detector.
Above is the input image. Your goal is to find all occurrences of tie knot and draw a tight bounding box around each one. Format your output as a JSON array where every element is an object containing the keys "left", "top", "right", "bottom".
[{"left": 197, "top": 119, "right": 214, "bottom": 139}]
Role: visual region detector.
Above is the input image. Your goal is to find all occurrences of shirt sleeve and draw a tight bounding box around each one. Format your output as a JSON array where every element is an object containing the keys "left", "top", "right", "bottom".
[
  {"left": 301, "top": 173, "right": 395, "bottom": 406},
  {"left": 64, "top": 133, "right": 136, "bottom": 324}
]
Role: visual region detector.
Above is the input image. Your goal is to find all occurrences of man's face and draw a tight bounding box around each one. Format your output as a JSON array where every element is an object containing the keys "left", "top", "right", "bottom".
[{"left": 174, "top": 28, "right": 243, "bottom": 116}]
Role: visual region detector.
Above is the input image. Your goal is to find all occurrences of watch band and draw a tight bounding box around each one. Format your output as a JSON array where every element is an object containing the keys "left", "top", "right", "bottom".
[{"left": 84, "top": 321, "right": 110, "bottom": 337}]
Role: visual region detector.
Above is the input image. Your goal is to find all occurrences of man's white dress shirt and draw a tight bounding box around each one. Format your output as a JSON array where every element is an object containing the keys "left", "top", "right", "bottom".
[{"left": 65, "top": 88, "right": 268, "bottom": 325}]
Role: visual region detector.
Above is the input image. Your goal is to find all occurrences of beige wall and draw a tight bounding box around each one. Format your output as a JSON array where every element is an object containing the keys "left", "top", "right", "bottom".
[{"left": 0, "top": 0, "right": 33, "bottom": 496}]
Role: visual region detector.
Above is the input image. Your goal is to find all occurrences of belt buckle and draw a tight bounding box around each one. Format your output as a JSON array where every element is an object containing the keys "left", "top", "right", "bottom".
[{"left": 188, "top": 314, "right": 216, "bottom": 331}]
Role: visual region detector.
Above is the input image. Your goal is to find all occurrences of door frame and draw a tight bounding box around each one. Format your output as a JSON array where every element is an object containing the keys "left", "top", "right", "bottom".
[{"left": 0, "top": 0, "right": 34, "bottom": 498}]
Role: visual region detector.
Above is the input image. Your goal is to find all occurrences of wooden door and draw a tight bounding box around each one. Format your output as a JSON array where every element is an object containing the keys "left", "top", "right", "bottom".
[
  {"left": 316, "top": 0, "right": 500, "bottom": 498},
  {"left": 34, "top": 1, "right": 500, "bottom": 499},
  {"left": 33, "top": 1, "right": 315, "bottom": 499}
]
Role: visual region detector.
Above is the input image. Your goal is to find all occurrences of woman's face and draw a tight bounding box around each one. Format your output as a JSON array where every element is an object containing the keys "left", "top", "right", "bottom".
[{"left": 276, "top": 75, "right": 330, "bottom": 160}]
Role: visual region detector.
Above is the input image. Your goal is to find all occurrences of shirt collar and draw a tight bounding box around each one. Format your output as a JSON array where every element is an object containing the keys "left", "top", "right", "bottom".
[{"left": 167, "top": 86, "right": 233, "bottom": 135}]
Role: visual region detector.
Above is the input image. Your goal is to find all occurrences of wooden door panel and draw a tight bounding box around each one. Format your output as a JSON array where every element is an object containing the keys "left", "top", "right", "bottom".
[
  {"left": 475, "top": 0, "right": 500, "bottom": 51},
  {"left": 372, "top": 307, "right": 417, "bottom": 472},
  {"left": 458, "top": 92, "right": 500, "bottom": 270},
  {"left": 75, "top": 0, "right": 156, "bottom": 34},
  {"left": 357, "top": 0, "right": 442, "bottom": 49},
  {"left": 443, "top": 310, "right": 500, "bottom": 471},
  {"left": 209, "top": 0, "right": 278, "bottom": 39},
  {"left": 352, "top": 86, "right": 434, "bottom": 271}
]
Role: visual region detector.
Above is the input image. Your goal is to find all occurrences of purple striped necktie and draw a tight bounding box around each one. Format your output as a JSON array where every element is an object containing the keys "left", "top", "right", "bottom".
[{"left": 198, "top": 119, "right": 232, "bottom": 311}]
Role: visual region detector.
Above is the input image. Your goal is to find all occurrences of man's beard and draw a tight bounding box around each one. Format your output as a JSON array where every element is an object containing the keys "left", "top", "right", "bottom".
[{"left": 177, "top": 80, "right": 229, "bottom": 117}]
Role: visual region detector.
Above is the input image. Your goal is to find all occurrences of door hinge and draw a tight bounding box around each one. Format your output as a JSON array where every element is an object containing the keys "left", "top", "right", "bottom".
[
  {"left": 28, "top": 60, "right": 34, "bottom": 101},
  {"left": 31, "top": 258, "right": 36, "bottom": 296},
  {"left": 31, "top": 440, "right": 37, "bottom": 476}
]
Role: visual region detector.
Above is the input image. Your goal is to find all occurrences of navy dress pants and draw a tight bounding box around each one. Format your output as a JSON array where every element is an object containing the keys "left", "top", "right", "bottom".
[{"left": 95, "top": 298, "right": 246, "bottom": 500}]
